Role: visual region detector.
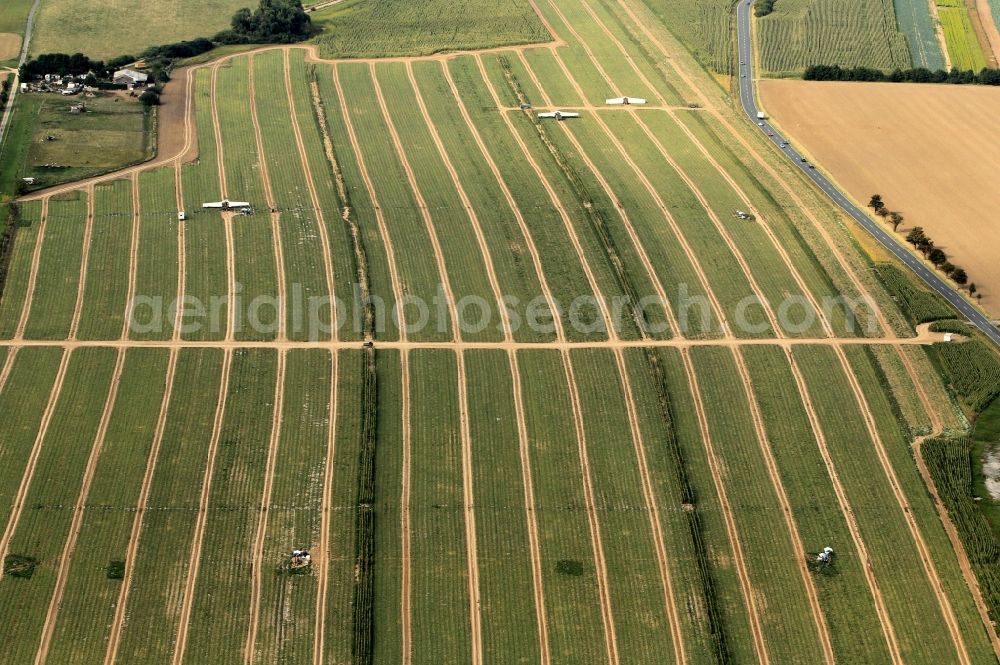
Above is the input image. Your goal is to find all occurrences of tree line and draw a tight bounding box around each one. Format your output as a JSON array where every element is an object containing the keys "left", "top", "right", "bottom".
[
  {"left": 805, "top": 64, "right": 1000, "bottom": 85},
  {"left": 869, "top": 194, "right": 978, "bottom": 296}
]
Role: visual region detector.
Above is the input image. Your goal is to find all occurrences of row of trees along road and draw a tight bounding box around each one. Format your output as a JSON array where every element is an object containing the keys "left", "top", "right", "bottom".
[{"left": 869, "top": 194, "right": 979, "bottom": 297}]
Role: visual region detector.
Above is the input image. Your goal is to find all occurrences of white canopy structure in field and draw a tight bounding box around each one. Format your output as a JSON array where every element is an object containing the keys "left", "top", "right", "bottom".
[
  {"left": 605, "top": 97, "right": 646, "bottom": 105},
  {"left": 203, "top": 199, "right": 251, "bottom": 210},
  {"left": 537, "top": 110, "right": 580, "bottom": 120}
]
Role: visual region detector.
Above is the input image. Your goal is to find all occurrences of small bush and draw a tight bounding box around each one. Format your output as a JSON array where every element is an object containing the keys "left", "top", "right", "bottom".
[
  {"left": 4, "top": 554, "right": 39, "bottom": 579},
  {"left": 106, "top": 560, "right": 126, "bottom": 579},
  {"left": 555, "top": 559, "right": 584, "bottom": 576}
]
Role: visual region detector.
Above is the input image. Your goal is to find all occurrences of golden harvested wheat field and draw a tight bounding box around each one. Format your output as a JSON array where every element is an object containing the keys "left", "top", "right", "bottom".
[
  {"left": 0, "top": 32, "right": 21, "bottom": 61},
  {"left": 761, "top": 78, "right": 1000, "bottom": 315}
]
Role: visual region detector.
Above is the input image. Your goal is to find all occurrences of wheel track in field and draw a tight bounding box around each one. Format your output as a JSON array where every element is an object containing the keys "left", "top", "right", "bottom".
[
  {"left": 0, "top": 348, "right": 71, "bottom": 581},
  {"left": 0, "top": 347, "right": 20, "bottom": 393},
  {"left": 247, "top": 53, "right": 287, "bottom": 342},
  {"left": 441, "top": 59, "right": 560, "bottom": 662},
  {"left": 103, "top": 348, "right": 180, "bottom": 665},
  {"left": 34, "top": 348, "right": 128, "bottom": 665},
  {"left": 313, "top": 350, "right": 338, "bottom": 665},
  {"left": 505, "top": 350, "right": 552, "bottom": 664},
  {"left": 561, "top": 350, "right": 620, "bottom": 665},
  {"left": 399, "top": 348, "right": 413, "bottom": 665},
  {"left": 473, "top": 54, "right": 616, "bottom": 339},
  {"left": 209, "top": 64, "right": 237, "bottom": 343},
  {"left": 896, "top": 346, "right": 1000, "bottom": 658},
  {"left": 282, "top": 49, "right": 338, "bottom": 342},
  {"left": 613, "top": 0, "right": 898, "bottom": 338},
  {"left": 785, "top": 348, "right": 904, "bottom": 664},
  {"left": 67, "top": 185, "right": 95, "bottom": 340},
  {"left": 244, "top": 349, "right": 286, "bottom": 664},
  {"left": 171, "top": 67, "right": 194, "bottom": 341},
  {"left": 612, "top": 349, "right": 686, "bottom": 664},
  {"left": 13, "top": 197, "right": 48, "bottom": 338},
  {"left": 731, "top": 347, "right": 835, "bottom": 664},
  {"left": 170, "top": 349, "right": 233, "bottom": 665},
  {"left": 833, "top": 345, "right": 971, "bottom": 664},
  {"left": 680, "top": 347, "right": 770, "bottom": 664},
  {"left": 123, "top": 174, "right": 141, "bottom": 340}
]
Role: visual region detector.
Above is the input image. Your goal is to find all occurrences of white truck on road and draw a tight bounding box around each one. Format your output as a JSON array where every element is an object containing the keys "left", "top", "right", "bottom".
[{"left": 756, "top": 111, "right": 766, "bottom": 120}]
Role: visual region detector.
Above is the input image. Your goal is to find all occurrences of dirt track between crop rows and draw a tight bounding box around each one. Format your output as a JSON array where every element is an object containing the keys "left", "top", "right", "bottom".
[{"left": 761, "top": 79, "right": 1000, "bottom": 317}]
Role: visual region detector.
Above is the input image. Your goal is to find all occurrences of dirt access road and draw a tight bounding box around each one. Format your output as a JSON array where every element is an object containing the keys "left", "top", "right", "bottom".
[{"left": 761, "top": 79, "right": 1000, "bottom": 316}]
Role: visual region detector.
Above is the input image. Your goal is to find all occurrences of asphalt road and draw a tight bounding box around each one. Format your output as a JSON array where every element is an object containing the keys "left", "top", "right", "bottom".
[
  {"left": 0, "top": 0, "right": 42, "bottom": 151},
  {"left": 735, "top": 0, "right": 1000, "bottom": 346}
]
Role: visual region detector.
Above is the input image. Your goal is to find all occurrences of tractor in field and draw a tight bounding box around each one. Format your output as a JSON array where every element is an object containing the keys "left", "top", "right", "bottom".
[{"left": 807, "top": 546, "right": 836, "bottom": 573}]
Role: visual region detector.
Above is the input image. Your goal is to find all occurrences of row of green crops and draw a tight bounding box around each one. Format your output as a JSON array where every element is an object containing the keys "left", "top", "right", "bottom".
[
  {"left": 937, "top": 0, "right": 989, "bottom": 70},
  {"left": 0, "top": 200, "right": 41, "bottom": 337},
  {"left": 312, "top": 0, "right": 551, "bottom": 59},
  {"left": 757, "top": 0, "right": 912, "bottom": 75},
  {"left": 930, "top": 340, "right": 1000, "bottom": 413},
  {"left": 923, "top": 436, "right": 1000, "bottom": 624},
  {"left": 76, "top": 179, "right": 133, "bottom": 340},
  {"left": 874, "top": 263, "right": 955, "bottom": 325},
  {"left": 894, "top": 0, "right": 947, "bottom": 69}
]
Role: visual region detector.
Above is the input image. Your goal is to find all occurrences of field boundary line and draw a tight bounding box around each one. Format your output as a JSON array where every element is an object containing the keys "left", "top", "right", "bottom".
[
  {"left": 507, "top": 350, "right": 551, "bottom": 663},
  {"left": 785, "top": 348, "right": 903, "bottom": 662},
  {"left": 540, "top": 2, "right": 789, "bottom": 339},
  {"left": 928, "top": 0, "right": 954, "bottom": 69},
  {"left": 245, "top": 348, "right": 286, "bottom": 664},
  {"left": 67, "top": 185, "right": 95, "bottom": 340},
  {"left": 0, "top": 347, "right": 19, "bottom": 393},
  {"left": 614, "top": 0, "right": 896, "bottom": 338},
  {"left": 208, "top": 64, "right": 236, "bottom": 343},
  {"left": 441, "top": 60, "right": 565, "bottom": 343},
  {"left": 474, "top": 54, "right": 617, "bottom": 339},
  {"left": 732, "top": 346, "right": 834, "bottom": 663},
  {"left": 103, "top": 348, "right": 180, "bottom": 665},
  {"left": 170, "top": 348, "right": 233, "bottom": 665},
  {"left": 0, "top": 348, "right": 71, "bottom": 582},
  {"left": 400, "top": 348, "right": 412, "bottom": 665},
  {"left": 13, "top": 197, "right": 47, "bottom": 338},
  {"left": 561, "top": 350, "right": 619, "bottom": 665},
  {"left": 406, "top": 61, "right": 512, "bottom": 343},
  {"left": 834, "top": 346, "right": 971, "bottom": 664},
  {"left": 370, "top": 62, "right": 461, "bottom": 342},
  {"left": 171, "top": 67, "right": 194, "bottom": 341},
  {"left": 613, "top": 349, "right": 685, "bottom": 663},
  {"left": 283, "top": 49, "right": 338, "bottom": 342},
  {"left": 330, "top": 64, "right": 407, "bottom": 340},
  {"left": 896, "top": 346, "right": 1000, "bottom": 657},
  {"left": 247, "top": 53, "right": 287, "bottom": 342},
  {"left": 34, "top": 348, "right": 128, "bottom": 665},
  {"left": 680, "top": 347, "right": 770, "bottom": 664},
  {"left": 313, "top": 349, "right": 339, "bottom": 664},
  {"left": 455, "top": 350, "right": 483, "bottom": 665},
  {"left": 0, "top": 334, "right": 959, "bottom": 352},
  {"left": 123, "top": 174, "right": 141, "bottom": 340}
]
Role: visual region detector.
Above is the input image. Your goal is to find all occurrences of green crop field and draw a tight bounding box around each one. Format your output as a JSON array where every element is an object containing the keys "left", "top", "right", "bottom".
[
  {"left": 757, "top": 0, "right": 913, "bottom": 75},
  {"left": 895, "top": 0, "right": 948, "bottom": 69},
  {"left": 29, "top": 0, "right": 250, "bottom": 60},
  {"left": 312, "top": 0, "right": 552, "bottom": 59},
  {"left": 0, "top": 0, "right": 998, "bottom": 661},
  {"left": 937, "top": 0, "right": 990, "bottom": 70}
]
